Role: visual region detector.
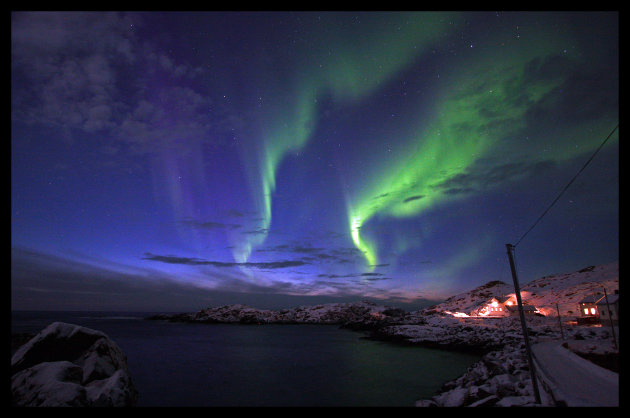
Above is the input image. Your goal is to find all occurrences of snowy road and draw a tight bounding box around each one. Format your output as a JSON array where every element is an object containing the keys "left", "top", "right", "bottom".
[{"left": 531, "top": 341, "right": 619, "bottom": 406}]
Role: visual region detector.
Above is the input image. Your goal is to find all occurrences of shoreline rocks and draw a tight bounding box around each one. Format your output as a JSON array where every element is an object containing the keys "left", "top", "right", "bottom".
[{"left": 415, "top": 344, "right": 542, "bottom": 407}]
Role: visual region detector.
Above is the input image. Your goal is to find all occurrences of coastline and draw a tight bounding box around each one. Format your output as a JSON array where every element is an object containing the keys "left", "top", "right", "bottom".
[
  {"left": 12, "top": 297, "right": 618, "bottom": 407},
  {"left": 144, "top": 302, "right": 618, "bottom": 407}
]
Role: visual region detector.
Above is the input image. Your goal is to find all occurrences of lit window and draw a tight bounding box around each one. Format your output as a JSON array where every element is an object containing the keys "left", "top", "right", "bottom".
[
  {"left": 590, "top": 308, "right": 596, "bottom": 315},
  {"left": 584, "top": 308, "right": 589, "bottom": 315}
]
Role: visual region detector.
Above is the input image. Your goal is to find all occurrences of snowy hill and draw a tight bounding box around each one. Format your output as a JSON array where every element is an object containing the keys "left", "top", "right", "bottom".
[
  {"left": 520, "top": 261, "right": 618, "bottom": 317},
  {"left": 421, "top": 280, "right": 514, "bottom": 315},
  {"left": 420, "top": 261, "right": 618, "bottom": 318}
]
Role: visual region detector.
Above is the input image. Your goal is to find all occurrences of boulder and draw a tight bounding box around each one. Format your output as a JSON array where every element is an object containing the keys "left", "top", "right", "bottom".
[
  {"left": 415, "top": 399, "right": 438, "bottom": 407},
  {"left": 85, "top": 369, "right": 138, "bottom": 406},
  {"left": 490, "top": 373, "right": 518, "bottom": 397},
  {"left": 467, "top": 395, "right": 499, "bottom": 407},
  {"left": 11, "top": 361, "right": 88, "bottom": 407},
  {"left": 11, "top": 322, "right": 137, "bottom": 407},
  {"left": 495, "top": 395, "right": 535, "bottom": 407},
  {"left": 434, "top": 387, "right": 469, "bottom": 407}
]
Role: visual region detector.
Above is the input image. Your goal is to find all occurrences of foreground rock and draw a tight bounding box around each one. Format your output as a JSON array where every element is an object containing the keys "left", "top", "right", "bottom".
[{"left": 11, "top": 322, "right": 138, "bottom": 407}]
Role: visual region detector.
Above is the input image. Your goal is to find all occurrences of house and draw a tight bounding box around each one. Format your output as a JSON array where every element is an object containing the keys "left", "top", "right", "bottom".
[
  {"left": 577, "top": 294, "right": 605, "bottom": 324},
  {"left": 468, "top": 294, "right": 541, "bottom": 317},
  {"left": 505, "top": 304, "right": 538, "bottom": 316},
  {"left": 596, "top": 292, "right": 619, "bottom": 325},
  {"left": 470, "top": 297, "right": 510, "bottom": 317},
  {"left": 498, "top": 295, "right": 517, "bottom": 307}
]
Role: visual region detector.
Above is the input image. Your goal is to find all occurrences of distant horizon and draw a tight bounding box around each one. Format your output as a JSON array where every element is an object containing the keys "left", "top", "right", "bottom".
[
  {"left": 9, "top": 299, "right": 442, "bottom": 314},
  {"left": 11, "top": 252, "right": 618, "bottom": 314}
]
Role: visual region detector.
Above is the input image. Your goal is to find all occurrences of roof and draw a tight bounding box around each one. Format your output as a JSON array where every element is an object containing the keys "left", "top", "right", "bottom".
[
  {"left": 579, "top": 295, "right": 605, "bottom": 304},
  {"left": 506, "top": 304, "right": 537, "bottom": 311},
  {"left": 596, "top": 294, "right": 618, "bottom": 305},
  {"left": 498, "top": 296, "right": 514, "bottom": 303}
]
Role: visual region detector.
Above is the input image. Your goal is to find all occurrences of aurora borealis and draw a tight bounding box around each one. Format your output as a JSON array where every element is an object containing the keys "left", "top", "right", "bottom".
[{"left": 11, "top": 12, "right": 618, "bottom": 311}]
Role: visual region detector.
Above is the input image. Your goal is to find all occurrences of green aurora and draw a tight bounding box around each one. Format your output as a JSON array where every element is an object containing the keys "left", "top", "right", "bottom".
[
  {"left": 342, "top": 16, "right": 618, "bottom": 268},
  {"left": 231, "top": 12, "right": 619, "bottom": 269},
  {"left": 232, "top": 12, "right": 461, "bottom": 263}
]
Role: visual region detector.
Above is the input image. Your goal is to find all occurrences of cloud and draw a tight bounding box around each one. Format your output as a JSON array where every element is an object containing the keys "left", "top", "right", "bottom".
[
  {"left": 256, "top": 244, "right": 290, "bottom": 252},
  {"left": 430, "top": 160, "right": 556, "bottom": 196},
  {"left": 11, "top": 12, "right": 239, "bottom": 158},
  {"left": 225, "top": 209, "right": 245, "bottom": 217},
  {"left": 242, "top": 228, "right": 269, "bottom": 235},
  {"left": 11, "top": 247, "right": 436, "bottom": 311},
  {"left": 316, "top": 272, "right": 385, "bottom": 279},
  {"left": 317, "top": 273, "right": 356, "bottom": 279},
  {"left": 12, "top": 13, "right": 134, "bottom": 131},
  {"left": 361, "top": 277, "right": 393, "bottom": 282},
  {"left": 11, "top": 247, "right": 218, "bottom": 311},
  {"left": 179, "top": 219, "right": 241, "bottom": 231},
  {"left": 142, "top": 253, "right": 306, "bottom": 269},
  {"left": 523, "top": 56, "right": 618, "bottom": 127},
  {"left": 402, "top": 195, "right": 424, "bottom": 203},
  {"left": 257, "top": 244, "right": 323, "bottom": 253},
  {"left": 255, "top": 243, "right": 365, "bottom": 265}
]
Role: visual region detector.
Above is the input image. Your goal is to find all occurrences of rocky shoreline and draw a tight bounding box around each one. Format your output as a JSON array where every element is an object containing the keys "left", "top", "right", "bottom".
[{"left": 12, "top": 298, "right": 617, "bottom": 407}]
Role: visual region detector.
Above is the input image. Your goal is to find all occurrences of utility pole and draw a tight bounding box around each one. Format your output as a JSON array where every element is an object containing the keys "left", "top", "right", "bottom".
[
  {"left": 603, "top": 288, "right": 618, "bottom": 350},
  {"left": 506, "top": 243, "right": 542, "bottom": 404},
  {"left": 556, "top": 303, "right": 564, "bottom": 340}
]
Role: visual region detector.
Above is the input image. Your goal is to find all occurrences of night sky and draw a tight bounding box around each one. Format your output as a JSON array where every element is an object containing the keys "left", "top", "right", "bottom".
[{"left": 11, "top": 12, "right": 618, "bottom": 311}]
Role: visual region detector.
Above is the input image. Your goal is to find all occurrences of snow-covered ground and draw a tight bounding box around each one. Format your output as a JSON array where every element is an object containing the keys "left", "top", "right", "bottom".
[
  {"left": 532, "top": 341, "right": 618, "bottom": 406},
  {"left": 408, "top": 261, "right": 619, "bottom": 407}
]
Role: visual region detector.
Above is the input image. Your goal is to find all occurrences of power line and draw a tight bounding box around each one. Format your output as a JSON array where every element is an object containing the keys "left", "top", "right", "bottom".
[{"left": 514, "top": 123, "right": 619, "bottom": 248}]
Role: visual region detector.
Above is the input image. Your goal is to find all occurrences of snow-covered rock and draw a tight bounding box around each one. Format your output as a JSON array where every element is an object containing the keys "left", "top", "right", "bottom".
[
  {"left": 467, "top": 395, "right": 499, "bottom": 407},
  {"left": 433, "top": 386, "right": 469, "bottom": 407},
  {"left": 11, "top": 322, "right": 137, "bottom": 407},
  {"left": 11, "top": 361, "right": 88, "bottom": 407},
  {"left": 147, "top": 300, "right": 396, "bottom": 326},
  {"left": 495, "top": 396, "right": 535, "bottom": 407},
  {"left": 417, "top": 344, "right": 546, "bottom": 407}
]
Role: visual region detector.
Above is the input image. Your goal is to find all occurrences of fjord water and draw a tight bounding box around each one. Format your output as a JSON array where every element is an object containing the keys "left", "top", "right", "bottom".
[{"left": 12, "top": 311, "right": 479, "bottom": 406}]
